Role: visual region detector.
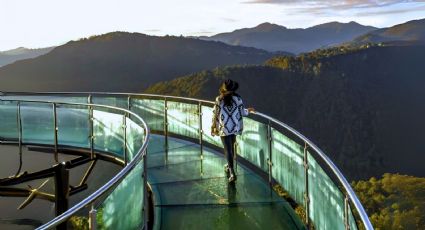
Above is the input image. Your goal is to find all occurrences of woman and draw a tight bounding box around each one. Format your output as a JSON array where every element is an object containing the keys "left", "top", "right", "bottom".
[{"left": 211, "top": 79, "right": 254, "bottom": 183}]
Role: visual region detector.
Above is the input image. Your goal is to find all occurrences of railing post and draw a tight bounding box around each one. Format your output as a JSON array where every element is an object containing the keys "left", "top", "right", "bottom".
[
  {"left": 198, "top": 102, "right": 203, "bottom": 158},
  {"left": 89, "top": 106, "right": 95, "bottom": 159},
  {"left": 89, "top": 204, "right": 97, "bottom": 230},
  {"left": 303, "top": 142, "right": 310, "bottom": 228},
  {"left": 344, "top": 194, "right": 351, "bottom": 230},
  {"left": 17, "top": 102, "right": 22, "bottom": 153},
  {"left": 143, "top": 150, "right": 149, "bottom": 230},
  {"left": 15, "top": 102, "right": 23, "bottom": 177},
  {"left": 127, "top": 95, "right": 131, "bottom": 111},
  {"left": 88, "top": 95, "right": 95, "bottom": 160},
  {"left": 123, "top": 113, "right": 128, "bottom": 165},
  {"left": 164, "top": 97, "right": 168, "bottom": 164},
  {"left": 198, "top": 102, "right": 204, "bottom": 175},
  {"left": 127, "top": 96, "right": 132, "bottom": 120},
  {"left": 267, "top": 121, "right": 273, "bottom": 184},
  {"left": 53, "top": 103, "right": 59, "bottom": 163}
]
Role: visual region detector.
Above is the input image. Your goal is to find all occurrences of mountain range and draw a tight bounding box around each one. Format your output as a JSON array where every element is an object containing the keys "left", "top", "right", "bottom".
[
  {"left": 0, "top": 32, "right": 274, "bottom": 92},
  {"left": 350, "top": 18, "right": 425, "bottom": 45},
  {"left": 0, "top": 47, "right": 54, "bottom": 67},
  {"left": 1, "top": 18, "right": 424, "bottom": 73},
  {"left": 199, "top": 21, "right": 377, "bottom": 54}
]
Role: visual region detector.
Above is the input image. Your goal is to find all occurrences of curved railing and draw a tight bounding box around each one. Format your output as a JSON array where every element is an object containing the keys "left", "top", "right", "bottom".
[
  {"left": 0, "top": 98, "right": 150, "bottom": 229},
  {"left": 0, "top": 92, "right": 373, "bottom": 230}
]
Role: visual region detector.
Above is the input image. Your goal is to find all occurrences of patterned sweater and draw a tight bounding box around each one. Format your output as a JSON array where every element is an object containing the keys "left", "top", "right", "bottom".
[{"left": 211, "top": 95, "right": 249, "bottom": 136}]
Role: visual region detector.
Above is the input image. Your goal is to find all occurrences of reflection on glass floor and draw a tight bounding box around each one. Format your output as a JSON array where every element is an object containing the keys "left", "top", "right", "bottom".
[{"left": 147, "top": 135, "right": 305, "bottom": 230}]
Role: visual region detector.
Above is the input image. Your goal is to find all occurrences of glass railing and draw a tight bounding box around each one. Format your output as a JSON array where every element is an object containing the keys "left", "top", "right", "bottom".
[
  {"left": 0, "top": 92, "right": 374, "bottom": 230},
  {"left": 0, "top": 98, "right": 150, "bottom": 230}
]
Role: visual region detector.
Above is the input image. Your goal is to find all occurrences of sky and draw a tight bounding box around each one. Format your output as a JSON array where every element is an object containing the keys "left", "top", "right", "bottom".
[{"left": 1, "top": 0, "right": 425, "bottom": 51}]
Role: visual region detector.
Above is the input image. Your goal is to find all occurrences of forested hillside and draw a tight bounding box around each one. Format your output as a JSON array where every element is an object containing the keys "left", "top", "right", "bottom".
[{"left": 146, "top": 45, "right": 425, "bottom": 180}]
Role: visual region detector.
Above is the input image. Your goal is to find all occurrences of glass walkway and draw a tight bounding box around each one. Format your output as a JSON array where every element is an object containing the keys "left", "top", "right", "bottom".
[
  {"left": 147, "top": 135, "right": 304, "bottom": 229},
  {"left": 0, "top": 93, "right": 374, "bottom": 230}
]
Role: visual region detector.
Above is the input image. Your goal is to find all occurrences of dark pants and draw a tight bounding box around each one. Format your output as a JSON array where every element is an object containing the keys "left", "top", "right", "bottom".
[{"left": 221, "top": 135, "right": 236, "bottom": 175}]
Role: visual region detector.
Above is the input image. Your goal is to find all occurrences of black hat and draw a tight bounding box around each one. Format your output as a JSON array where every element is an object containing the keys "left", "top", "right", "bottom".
[{"left": 223, "top": 79, "right": 239, "bottom": 92}]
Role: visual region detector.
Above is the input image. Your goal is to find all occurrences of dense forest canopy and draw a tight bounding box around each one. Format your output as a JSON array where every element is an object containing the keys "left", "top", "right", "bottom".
[
  {"left": 353, "top": 173, "right": 425, "bottom": 230},
  {"left": 146, "top": 45, "right": 425, "bottom": 180}
]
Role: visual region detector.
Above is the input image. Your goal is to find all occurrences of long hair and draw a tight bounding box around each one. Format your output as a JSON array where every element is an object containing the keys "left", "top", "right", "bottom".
[{"left": 220, "top": 79, "right": 239, "bottom": 106}]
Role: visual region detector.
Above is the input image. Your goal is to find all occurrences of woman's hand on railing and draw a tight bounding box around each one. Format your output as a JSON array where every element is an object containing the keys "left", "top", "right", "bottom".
[
  {"left": 211, "top": 127, "right": 218, "bottom": 136},
  {"left": 247, "top": 107, "right": 255, "bottom": 113}
]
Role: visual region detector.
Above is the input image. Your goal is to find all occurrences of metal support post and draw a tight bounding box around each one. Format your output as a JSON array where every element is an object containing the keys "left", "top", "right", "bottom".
[
  {"left": 143, "top": 151, "right": 149, "bottom": 230},
  {"left": 54, "top": 162, "right": 69, "bottom": 230},
  {"left": 88, "top": 95, "right": 95, "bottom": 159},
  {"left": 89, "top": 204, "right": 97, "bottom": 230},
  {"left": 303, "top": 142, "right": 310, "bottom": 228},
  {"left": 89, "top": 106, "right": 95, "bottom": 159},
  {"left": 164, "top": 97, "right": 168, "bottom": 164},
  {"left": 198, "top": 102, "right": 204, "bottom": 175},
  {"left": 17, "top": 102, "right": 22, "bottom": 154},
  {"left": 79, "top": 160, "right": 97, "bottom": 186},
  {"left": 267, "top": 121, "right": 273, "bottom": 184},
  {"left": 53, "top": 103, "right": 59, "bottom": 163},
  {"left": 127, "top": 95, "right": 131, "bottom": 111},
  {"left": 15, "top": 102, "right": 23, "bottom": 177},
  {"left": 198, "top": 102, "right": 203, "bottom": 158},
  {"left": 344, "top": 194, "right": 351, "bottom": 230},
  {"left": 127, "top": 96, "right": 132, "bottom": 120},
  {"left": 123, "top": 113, "right": 128, "bottom": 165}
]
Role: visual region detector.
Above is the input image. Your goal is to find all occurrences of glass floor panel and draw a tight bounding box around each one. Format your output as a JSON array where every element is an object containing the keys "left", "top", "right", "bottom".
[
  {"left": 148, "top": 155, "right": 252, "bottom": 185},
  {"left": 147, "top": 144, "right": 212, "bottom": 169},
  {"left": 147, "top": 135, "right": 194, "bottom": 155},
  {"left": 158, "top": 202, "right": 303, "bottom": 230},
  {"left": 147, "top": 135, "right": 305, "bottom": 230},
  {"left": 151, "top": 174, "right": 282, "bottom": 206}
]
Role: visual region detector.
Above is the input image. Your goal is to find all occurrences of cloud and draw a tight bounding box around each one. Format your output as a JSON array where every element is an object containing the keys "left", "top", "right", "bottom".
[
  {"left": 355, "top": 4, "right": 425, "bottom": 16},
  {"left": 221, "top": 17, "right": 238, "bottom": 22},
  {"left": 243, "top": 0, "right": 425, "bottom": 17},
  {"left": 243, "top": 0, "right": 425, "bottom": 10},
  {"left": 190, "top": 31, "right": 215, "bottom": 35},
  {"left": 144, "top": 29, "right": 161, "bottom": 32}
]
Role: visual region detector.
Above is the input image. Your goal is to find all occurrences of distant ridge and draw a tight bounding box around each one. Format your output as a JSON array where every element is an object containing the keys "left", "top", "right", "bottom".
[
  {"left": 0, "top": 32, "right": 276, "bottom": 92},
  {"left": 350, "top": 18, "right": 425, "bottom": 45},
  {"left": 199, "top": 21, "right": 377, "bottom": 54},
  {"left": 0, "top": 47, "right": 54, "bottom": 67}
]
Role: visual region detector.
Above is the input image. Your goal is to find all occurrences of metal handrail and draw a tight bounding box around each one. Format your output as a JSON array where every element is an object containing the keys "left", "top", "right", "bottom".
[
  {"left": 254, "top": 112, "right": 373, "bottom": 230},
  {"left": 1, "top": 92, "right": 373, "bottom": 230},
  {"left": 0, "top": 91, "right": 215, "bottom": 105},
  {"left": 0, "top": 98, "right": 151, "bottom": 230}
]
